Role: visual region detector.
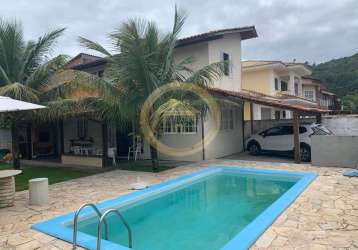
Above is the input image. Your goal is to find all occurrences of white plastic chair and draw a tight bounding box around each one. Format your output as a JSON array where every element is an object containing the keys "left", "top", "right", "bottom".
[
  {"left": 128, "top": 136, "right": 142, "bottom": 161},
  {"left": 72, "top": 146, "right": 81, "bottom": 155},
  {"left": 108, "top": 147, "right": 117, "bottom": 166}
]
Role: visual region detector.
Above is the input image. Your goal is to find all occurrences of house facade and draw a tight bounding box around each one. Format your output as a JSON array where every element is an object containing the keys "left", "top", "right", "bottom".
[
  {"left": 18, "top": 27, "right": 258, "bottom": 166},
  {"left": 302, "top": 76, "right": 341, "bottom": 110},
  {"left": 242, "top": 61, "right": 314, "bottom": 120}
]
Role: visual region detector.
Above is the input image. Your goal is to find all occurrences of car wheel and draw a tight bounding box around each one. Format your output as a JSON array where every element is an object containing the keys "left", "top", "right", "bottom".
[
  {"left": 300, "top": 145, "right": 311, "bottom": 162},
  {"left": 248, "top": 142, "right": 261, "bottom": 156}
]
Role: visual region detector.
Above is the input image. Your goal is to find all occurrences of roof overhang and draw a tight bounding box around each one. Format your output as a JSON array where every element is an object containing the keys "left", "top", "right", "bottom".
[
  {"left": 176, "top": 26, "right": 257, "bottom": 48},
  {"left": 321, "top": 90, "right": 337, "bottom": 96},
  {"left": 243, "top": 61, "right": 312, "bottom": 76},
  {"left": 287, "top": 64, "right": 312, "bottom": 76},
  {"left": 242, "top": 62, "right": 287, "bottom": 73},
  {"left": 207, "top": 88, "right": 330, "bottom": 115}
]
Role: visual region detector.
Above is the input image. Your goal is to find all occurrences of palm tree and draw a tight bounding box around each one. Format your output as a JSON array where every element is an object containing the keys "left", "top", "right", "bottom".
[
  {"left": 0, "top": 19, "right": 66, "bottom": 169},
  {"left": 79, "top": 8, "right": 224, "bottom": 171}
]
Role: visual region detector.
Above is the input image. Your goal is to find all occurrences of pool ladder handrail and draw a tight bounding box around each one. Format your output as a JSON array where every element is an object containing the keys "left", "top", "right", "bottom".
[
  {"left": 97, "top": 209, "right": 133, "bottom": 250},
  {"left": 72, "top": 203, "right": 108, "bottom": 250}
]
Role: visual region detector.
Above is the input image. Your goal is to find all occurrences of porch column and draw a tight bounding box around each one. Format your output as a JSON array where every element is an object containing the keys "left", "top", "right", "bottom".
[
  {"left": 241, "top": 104, "right": 246, "bottom": 151},
  {"left": 250, "top": 102, "right": 254, "bottom": 135},
  {"left": 289, "top": 72, "right": 295, "bottom": 95},
  {"left": 293, "top": 112, "right": 301, "bottom": 164},
  {"left": 201, "top": 113, "right": 205, "bottom": 160},
  {"left": 102, "top": 122, "right": 108, "bottom": 167},
  {"left": 298, "top": 76, "right": 303, "bottom": 97}
]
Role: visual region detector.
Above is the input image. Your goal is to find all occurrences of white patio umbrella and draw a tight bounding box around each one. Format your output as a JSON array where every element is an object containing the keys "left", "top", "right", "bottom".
[
  {"left": 0, "top": 96, "right": 46, "bottom": 169},
  {"left": 0, "top": 96, "right": 45, "bottom": 112}
]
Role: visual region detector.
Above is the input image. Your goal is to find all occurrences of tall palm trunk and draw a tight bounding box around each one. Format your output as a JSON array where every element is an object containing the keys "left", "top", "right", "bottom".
[{"left": 11, "top": 121, "right": 21, "bottom": 170}]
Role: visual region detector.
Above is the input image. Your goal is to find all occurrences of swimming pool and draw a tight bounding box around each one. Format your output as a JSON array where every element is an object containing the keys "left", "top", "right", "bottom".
[{"left": 32, "top": 166, "right": 316, "bottom": 250}]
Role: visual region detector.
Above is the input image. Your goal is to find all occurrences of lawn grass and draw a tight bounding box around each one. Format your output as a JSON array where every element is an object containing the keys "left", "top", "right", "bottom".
[
  {"left": 0, "top": 162, "right": 96, "bottom": 191},
  {"left": 0, "top": 161, "right": 175, "bottom": 191}
]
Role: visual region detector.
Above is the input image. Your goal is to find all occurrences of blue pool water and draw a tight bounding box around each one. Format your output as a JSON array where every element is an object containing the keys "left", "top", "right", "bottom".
[{"left": 71, "top": 172, "right": 298, "bottom": 250}]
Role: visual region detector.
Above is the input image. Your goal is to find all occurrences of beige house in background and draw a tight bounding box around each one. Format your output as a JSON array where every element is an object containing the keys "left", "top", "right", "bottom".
[
  {"left": 302, "top": 76, "right": 341, "bottom": 110},
  {"left": 242, "top": 60, "right": 312, "bottom": 120}
]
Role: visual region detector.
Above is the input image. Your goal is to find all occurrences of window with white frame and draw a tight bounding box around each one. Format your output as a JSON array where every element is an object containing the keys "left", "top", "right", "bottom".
[
  {"left": 161, "top": 115, "right": 198, "bottom": 134},
  {"left": 304, "top": 90, "right": 314, "bottom": 101},
  {"left": 220, "top": 104, "right": 234, "bottom": 130}
]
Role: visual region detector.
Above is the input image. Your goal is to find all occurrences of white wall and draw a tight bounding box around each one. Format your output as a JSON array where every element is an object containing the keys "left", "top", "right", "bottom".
[
  {"left": 205, "top": 104, "right": 244, "bottom": 159},
  {"left": 142, "top": 102, "right": 244, "bottom": 162},
  {"left": 174, "top": 43, "right": 209, "bottom": 75},
  {"left": 174, "top": 33, "right": 242, "bottom": 92},
  {"left": 208, "top": 33, "right": 242, "bottom": 92},
  {"left": 312, "top": 136, "right": 358, "bottom": 168},
  {"left": 323, "top": 115, "right": 358, "bottom": 136}
]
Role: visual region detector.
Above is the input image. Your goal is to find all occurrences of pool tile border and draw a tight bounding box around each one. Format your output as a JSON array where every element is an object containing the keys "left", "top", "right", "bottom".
[{"left": 32, "top": 166, "right": 317, "bottom": 250}]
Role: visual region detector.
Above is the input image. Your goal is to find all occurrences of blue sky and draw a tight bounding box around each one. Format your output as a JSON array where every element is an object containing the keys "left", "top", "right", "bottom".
[{"left": 1, "top": 0, "right": 357, "bottom": 63}]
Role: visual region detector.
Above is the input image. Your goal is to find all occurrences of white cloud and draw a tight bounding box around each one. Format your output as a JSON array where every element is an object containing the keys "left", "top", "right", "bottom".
[{"left": 0, "top": 0, "right": 357, "bottom": 63}]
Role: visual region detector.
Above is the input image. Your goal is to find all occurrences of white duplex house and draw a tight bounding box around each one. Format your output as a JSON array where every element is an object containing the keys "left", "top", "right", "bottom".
[
  {"left": 16, "top": 27, "right": 258, "bottom": 166},
  {"left": 149, "top": 27, "right": 257, "bottom": 161}
]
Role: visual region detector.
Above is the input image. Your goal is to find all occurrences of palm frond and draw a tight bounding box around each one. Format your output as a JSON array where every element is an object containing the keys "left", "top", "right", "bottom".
[
  {"left": 0, "top": 19, "right": 24, "bottom": 82},
  {"left": 150, "top": 98, "right": 199, "bottom": 130},
  {"left": 0, "top": 64, "right": 11, "bottom": 85},
  {"left": 78, "top": 37, "right": 112, "bottom": 57},
  {"left": 33, "top": 98, "right": 97, "bottom": 122},
  {"left": 0, "top": 82, "right": 39, "bottom": 102},
  {"left": 18, "top": 28, "right": 65, "bottom": 83},
  {"left": 172, "top": 6, "right": 187, "bottom": 38},
  {"left": 26, "top": 54, "right": 69, "bottom": 90},
  {"left": 185, "top": 62, "right": 225, "bottom": 87}
]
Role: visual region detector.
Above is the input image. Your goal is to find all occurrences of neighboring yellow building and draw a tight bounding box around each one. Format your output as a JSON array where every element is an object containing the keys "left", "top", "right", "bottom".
[{"left": 242, "top": 60, "right": 312, "bottom": 120}]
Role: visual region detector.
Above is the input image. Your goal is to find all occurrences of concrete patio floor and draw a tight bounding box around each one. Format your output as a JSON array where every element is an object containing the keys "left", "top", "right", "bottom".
[{"left": 0, "top": 160, "right": 357, "bottom": 250}]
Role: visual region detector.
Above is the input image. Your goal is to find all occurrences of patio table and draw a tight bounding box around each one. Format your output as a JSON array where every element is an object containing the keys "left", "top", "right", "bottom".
[{"left": 0, "top": 170, "right": 22, "bottom": 208}]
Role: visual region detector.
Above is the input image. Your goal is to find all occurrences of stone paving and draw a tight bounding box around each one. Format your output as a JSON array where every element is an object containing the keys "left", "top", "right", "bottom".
[{"left": 0, "top": 160, "right": 357, "bottom": 250}]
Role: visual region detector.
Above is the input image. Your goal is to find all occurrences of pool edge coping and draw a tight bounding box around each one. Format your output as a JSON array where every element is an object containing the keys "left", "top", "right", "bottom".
[{"left": 31, "top": 166, "right": 317, "bottom": 250}]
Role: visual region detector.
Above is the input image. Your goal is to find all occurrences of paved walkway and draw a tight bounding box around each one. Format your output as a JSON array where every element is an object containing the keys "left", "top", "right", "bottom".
[{"left": 0, "top": 160, "right": 357, "bottom": 249}]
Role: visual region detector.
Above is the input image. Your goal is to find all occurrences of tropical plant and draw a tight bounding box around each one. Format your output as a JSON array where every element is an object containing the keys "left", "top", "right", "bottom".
[
  {"left": 343, "top": 94, "right": 358, "bottom": 113},
  {"left": 79, "top": 8, "right": 225, "bottom": 171},
  {"left": 0, "top": 18, "right": 66, "bottom": 169}
]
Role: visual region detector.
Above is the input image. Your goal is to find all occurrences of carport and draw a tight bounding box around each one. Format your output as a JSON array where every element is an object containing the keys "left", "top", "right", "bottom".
[{"left": 208, "top": 88, "right": 329, "bottom": 163}]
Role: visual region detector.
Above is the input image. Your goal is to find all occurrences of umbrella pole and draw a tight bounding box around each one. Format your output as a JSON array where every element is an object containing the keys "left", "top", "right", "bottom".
[{"left": 10, "top": 116, "right": 21, "bottom": 170}]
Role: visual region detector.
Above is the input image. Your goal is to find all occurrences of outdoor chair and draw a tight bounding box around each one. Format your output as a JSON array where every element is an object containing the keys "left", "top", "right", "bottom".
[
  {"left": 128, "top": 136, "right": 142, "bottom": 161},
  {"left": 108, "top": 147, "right": 117, "bottom": 166}
]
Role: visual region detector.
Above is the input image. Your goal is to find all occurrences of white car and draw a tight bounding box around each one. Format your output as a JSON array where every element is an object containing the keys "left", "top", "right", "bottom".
[{"left": 245, "top": 123, "right": 333, "bottom": 162}]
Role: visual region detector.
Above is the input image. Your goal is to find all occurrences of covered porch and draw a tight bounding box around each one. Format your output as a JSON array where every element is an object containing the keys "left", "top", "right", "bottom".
[{"left": 19, "top": 118, "right": 132, "bottom": 168}]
